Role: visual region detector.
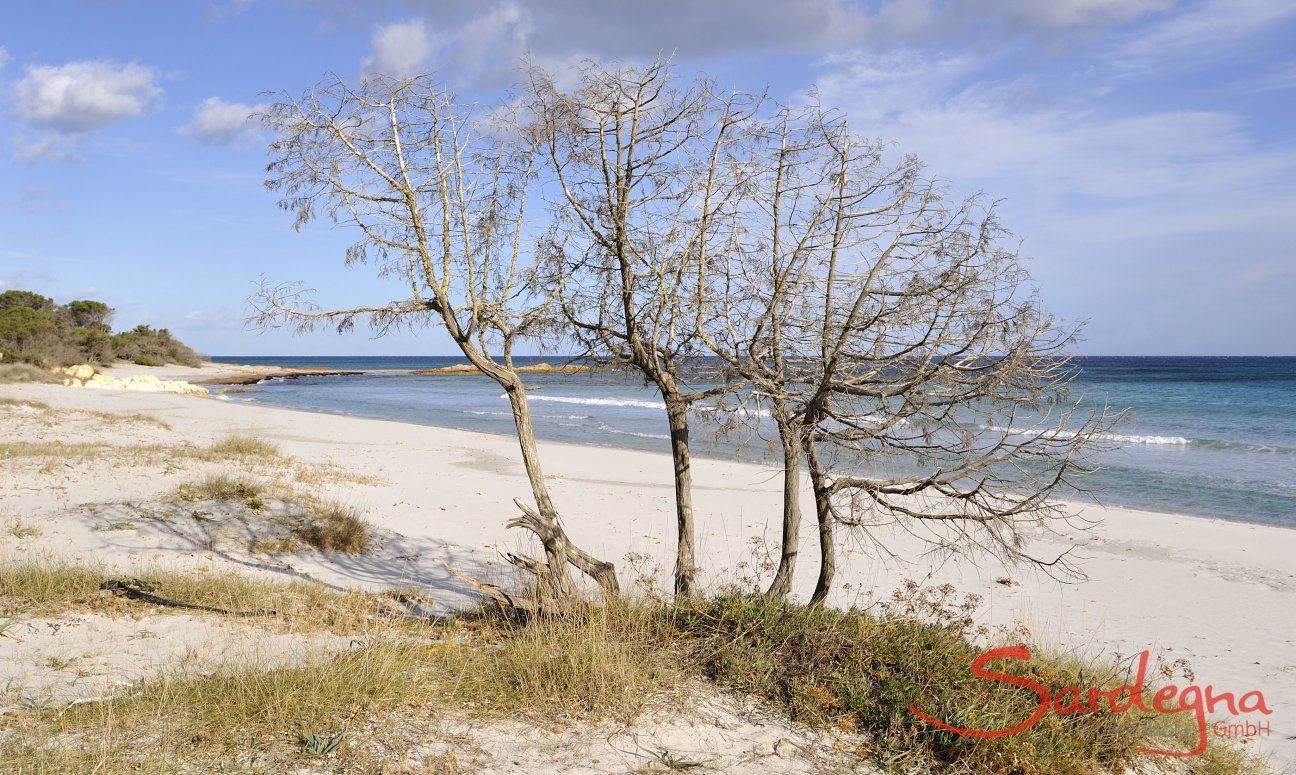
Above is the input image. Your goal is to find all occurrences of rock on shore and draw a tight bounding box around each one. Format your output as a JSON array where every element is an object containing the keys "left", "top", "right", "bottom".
[{"left": 59, "top": 364, "right": 209, "bottom": 396}]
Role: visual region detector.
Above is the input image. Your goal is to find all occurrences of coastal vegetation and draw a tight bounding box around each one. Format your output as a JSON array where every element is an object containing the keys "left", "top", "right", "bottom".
[
  {"left": 0, "top": 562, "right": 1258, "bottom": 773},
  {"left": 0, "top": 289, "right": 200, "bottom": 371}
]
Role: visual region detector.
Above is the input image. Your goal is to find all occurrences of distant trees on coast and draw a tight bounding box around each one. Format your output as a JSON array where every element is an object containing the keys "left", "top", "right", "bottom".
[
  {"left": 0, "top": 290, "right": 200, "bottom": 368},
  {"left": 252, "top": 58, "right": 1114, "bottom": 609}
]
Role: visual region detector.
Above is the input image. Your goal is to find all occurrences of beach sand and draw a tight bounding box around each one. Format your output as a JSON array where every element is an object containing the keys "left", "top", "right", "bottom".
[{"left": 3, "top": 362, "right": 1293, "bottom": 770}]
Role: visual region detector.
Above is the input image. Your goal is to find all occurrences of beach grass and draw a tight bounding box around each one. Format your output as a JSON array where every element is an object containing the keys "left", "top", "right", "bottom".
[
  {"left": 0, "top": 559, "right": 396, "bottom": 631},
  {"left": 1, "top": 440, "right": 282, "bottom": 467},
  {"left": 0, "top": 364, "right": 60, "bottom": 384},
  {"left": 171, "top": 473, "right": 375, "bottom": 555},
  {"left": 290, "top": 499, "right": 372, "bottom": 553},
  {"left": 0, "top": 441, "right": 113, "bottom": 463},
  {"left": 0, "top": 565, "right": 1263, "bottom": 774},
  {"left": 206, "top": 433, "right": 280, "bottom": 460},
  {"left": 175, "top": 473, "right": 268, "bottom": 509}
]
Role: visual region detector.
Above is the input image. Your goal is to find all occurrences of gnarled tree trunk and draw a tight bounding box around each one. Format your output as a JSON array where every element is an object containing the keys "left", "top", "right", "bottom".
[
  {"left": 664, "top": 396, "right": 697, "bottom": 597},
  {"left": 766, "top": 411, "right": 803, "bottom": 599},
  {"left": 499, "top": 376, "right": 620, "bottom": 601},
  {"left": 805, "top": 441, "right": 835, "bottom": 607}
]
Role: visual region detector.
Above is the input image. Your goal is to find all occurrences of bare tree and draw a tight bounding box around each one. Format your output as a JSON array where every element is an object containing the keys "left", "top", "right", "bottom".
[
  {"left": 251, "top": 72, "right": 618, "bottom": 604},
  {"left": 706, "top": 102, "right": 1119, "bottom": 604},
  {"left": 526, "top": 58, "right": 759, "bottom": 597}
]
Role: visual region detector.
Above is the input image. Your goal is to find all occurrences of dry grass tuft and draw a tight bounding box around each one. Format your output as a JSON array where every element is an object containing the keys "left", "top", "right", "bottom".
[
  {"left": 0, "top": 597, "right": 685, "bottom": 773},
  {"left": 6, "top": 518, "right": 43, "bottom": 539},
  {"left": 207, "top": 434, "right": 280, "bottom": 460},
  {"left": 0, "top": 363, "right": 59, "bottom": 384},
  {"left": 171, "top": 476, "right": 374, "bottom": 556},
  {"left": 292, "top": 463, "right": 384, "bottom": 488},
  {"left": 0, "top": 441, "right": 112, "bottom": 462},
  {"left": 0, "top": 559, "right": 395, "bottom": 630},
  {"left": 93, "top": 411, "right": 172, "bottom": 430},
  {"left": 175, "top": 474, "right": 267, "bottom": 510},
  {"left": 291, "top": 500, "right": 371, "bottom": 554}
]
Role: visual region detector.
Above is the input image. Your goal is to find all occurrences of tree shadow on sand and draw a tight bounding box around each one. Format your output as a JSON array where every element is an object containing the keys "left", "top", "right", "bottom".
[{"left": 81, "top": 498, "right": 511, "bottom": 613}]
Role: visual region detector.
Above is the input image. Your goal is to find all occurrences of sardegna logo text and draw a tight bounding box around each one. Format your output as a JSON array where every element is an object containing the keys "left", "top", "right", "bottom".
[{"left": 909, "top": 646, "right": 1273, "bottom": 757}]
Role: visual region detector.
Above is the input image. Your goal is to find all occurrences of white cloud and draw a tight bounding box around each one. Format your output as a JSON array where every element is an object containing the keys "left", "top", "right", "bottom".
[
  {"left": 13, "top": 134, "right": 80, "bottom": 163},
  {"left": 14, "top": 60, "right": 160, "bottom": 133},
  {"left": 363, "top": 19, "right": 437, "bottom": 76},
  {"left": 1246, "top": 62, "right": 1296, "bottom": 92},
  {"left": 341, "top": 0, "right": 1178, "bottom": 89},
  {"left": 0, "top": 46, "right": 10, "bottom": 70},
  {"left": 963, "top": 0, "right": 1175, "bottom": 29},
  {"left": 813, "top": 49, "right": 1296, "bottom": 201},
  {"left": 811, "top": 46, "right": 1296, "bottom": 354},
  {"left": 181, "top": 97, "right": 266, "bottom": 145},
  {"left": 1109, "top": 0, "right": 1296, "bottom": 72},
  {"left": 870, "top": 0, "right": 1174, "bottom": 41},
  {"left": 5, "top": 186, "right": 62, "bottom": 214}
]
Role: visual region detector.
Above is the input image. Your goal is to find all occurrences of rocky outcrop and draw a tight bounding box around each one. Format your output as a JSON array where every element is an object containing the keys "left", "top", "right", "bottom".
[
  {"left": 64, "top": 364, "right": 95, "bottom": 381},
  {"left": 60, "top": 365, "right": 209, "bottom": 396}
]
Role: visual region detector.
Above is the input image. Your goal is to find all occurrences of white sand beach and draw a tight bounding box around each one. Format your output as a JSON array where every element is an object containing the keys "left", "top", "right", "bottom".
[{"left": 3, "top": 363, "right": 1293, "bottom": 771}]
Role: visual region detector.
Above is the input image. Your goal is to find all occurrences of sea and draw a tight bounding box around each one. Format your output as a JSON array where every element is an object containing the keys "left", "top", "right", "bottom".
[{"left": 211, "top": 356, "right": 1296, "bottom": 528}]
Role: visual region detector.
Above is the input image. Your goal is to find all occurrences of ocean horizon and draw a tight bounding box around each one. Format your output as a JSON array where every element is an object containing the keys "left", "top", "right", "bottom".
[{"left": 212, "top": 355, "right": 1296, "bottom": 530}]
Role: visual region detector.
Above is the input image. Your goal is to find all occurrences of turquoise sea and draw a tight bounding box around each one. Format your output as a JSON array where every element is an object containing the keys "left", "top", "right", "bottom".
[{"left": 212, "top": 356, "right": 1296, "bottom": 528}]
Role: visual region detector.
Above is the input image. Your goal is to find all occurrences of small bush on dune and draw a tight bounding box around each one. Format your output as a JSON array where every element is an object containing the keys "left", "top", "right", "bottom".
[{"left": 292, "top": 500, "right": 371, "bottom": 554}]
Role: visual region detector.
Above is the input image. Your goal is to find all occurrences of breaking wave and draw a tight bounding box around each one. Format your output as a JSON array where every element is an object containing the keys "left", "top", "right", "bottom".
[
  {"left": 985, "top": 425, "right": 1190, "bottom": 446},
  {"left": 597, "top": 422, "right": 670, "bottom": 440},
  {"left": 509, "top": 394, "right": 666, "bottom": 410}
]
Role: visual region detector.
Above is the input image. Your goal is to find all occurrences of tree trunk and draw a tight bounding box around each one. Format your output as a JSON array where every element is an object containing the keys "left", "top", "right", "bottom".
[
  {"left": 805, "top": 441, "right": 835, "bottom": 607},
  {"left": 664, "top": 396, "right": 697, "bottom": 597},
  {"left": 499, "top": 376, "right": 620, "bottom": 600},
  {"left": 765, "top": 415, "right": 802, "bottom": 599}
]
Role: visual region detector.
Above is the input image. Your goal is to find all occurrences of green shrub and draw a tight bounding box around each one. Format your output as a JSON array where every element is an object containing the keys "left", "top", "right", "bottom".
[
  {"left": 111, "top": 325, "right": 200, "bottom": 368},
  {"left": 0, "top": 307, "right": 74, "bottom": 366},
  {"left": 73, "top": 326, "right": 116, "bottom": 363},
  {"left": 0, "top": 289, "right": 199, "bottom": 368},
  {"left": 63, "top": 299, "right": 113, "bottom": 329},
  {"left": 671, "top": 587, "right": 1253, "bottom": 773},
  {"left": 0, "top": 290, "right": 56, "bottom": 312}
]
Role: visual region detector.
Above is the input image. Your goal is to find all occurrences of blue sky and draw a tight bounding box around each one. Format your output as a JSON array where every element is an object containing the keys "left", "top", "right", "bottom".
[{"left": 2, "top": 0, "right": 1293, "bottom": 356}]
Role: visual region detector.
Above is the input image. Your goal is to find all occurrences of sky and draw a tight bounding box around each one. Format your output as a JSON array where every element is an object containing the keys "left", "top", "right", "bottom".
[{"left": 1, "top": 0, "right": 1293, "bottom": 356}]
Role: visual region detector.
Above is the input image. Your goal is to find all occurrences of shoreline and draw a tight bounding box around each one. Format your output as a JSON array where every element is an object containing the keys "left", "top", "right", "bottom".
[
  {"left": 8, "top": 363, "right": 1295, "bottom": 766},
  {"left": 199, "top": 361, "right": 1296, "bottom": 533}
]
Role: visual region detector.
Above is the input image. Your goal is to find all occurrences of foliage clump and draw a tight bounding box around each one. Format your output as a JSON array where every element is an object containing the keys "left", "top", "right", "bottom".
[
  {"left": 670, "top": 586, "right": 1253, "bottom": 773},
  {"left": 0, "top": 289, "right": 200, "bottom": 368}
]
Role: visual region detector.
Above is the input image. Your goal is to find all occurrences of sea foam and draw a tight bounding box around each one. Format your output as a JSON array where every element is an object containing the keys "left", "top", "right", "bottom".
[
  {"left": 508, "top": 393, "right": 667, "bottom": 410},
  {"left": 985, "top": 425, "right": 1190, "bottom": 446}
]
